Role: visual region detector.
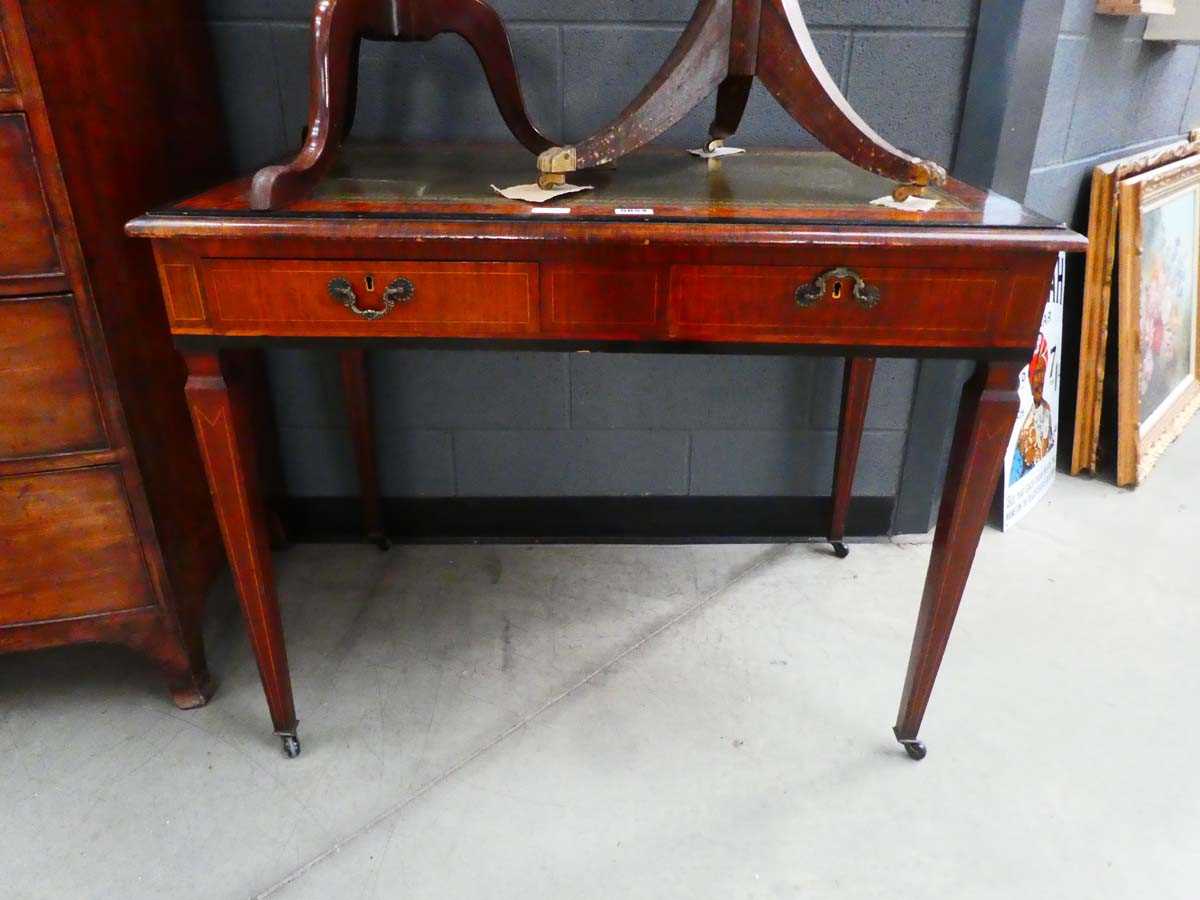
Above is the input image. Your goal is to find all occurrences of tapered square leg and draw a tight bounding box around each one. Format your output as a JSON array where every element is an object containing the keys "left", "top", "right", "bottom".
[
  {"left": 893, "top": 361, "right": 1022, "bottom": 759},
  {"left": 184, "top": 350, "right": 300, "bottom": 758},
  {"left": 225, "top": 349, "right": 290, "bottom": 550},
  {"left": 829, "top": 356, "right": 876, "bottom": 558},
  {"left": 339, "top": 349, "right": 388, "bottom": 550}
]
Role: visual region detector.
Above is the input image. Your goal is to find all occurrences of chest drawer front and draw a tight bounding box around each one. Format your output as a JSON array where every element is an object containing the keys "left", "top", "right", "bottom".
[
  {"left": 202, "top": 259, "right": 539, "bottom": 336},
  {"left": 669, "top": 264, "right": 1004, "bottom": 347},
  {"left": 0, "top": 113, "right": 61, "bottom": 287},
  {"left": 0, "top": 467, "right": 155, "bottom": 626},
  {"left": 0, "top": 295, "right": 107, "bottom": 459},
  {"left": 0, "top": 29, "right": 13, "bottom": 93}
]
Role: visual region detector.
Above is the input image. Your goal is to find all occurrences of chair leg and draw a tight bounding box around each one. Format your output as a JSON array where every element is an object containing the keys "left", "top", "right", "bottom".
[
  {"left": 339, "top": 350, "right": 388, "bottom": 550},
  {"left": 708, "top": 75, "right": 754, "bottom": 146},
  {"left": 829, "top": 357, "right": 875, "bottom": 558}
]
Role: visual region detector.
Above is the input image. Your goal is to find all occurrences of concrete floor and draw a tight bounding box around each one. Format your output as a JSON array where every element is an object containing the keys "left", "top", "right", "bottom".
[{"left": 2, "top": 423, "right": 1198, "bottom": 899}]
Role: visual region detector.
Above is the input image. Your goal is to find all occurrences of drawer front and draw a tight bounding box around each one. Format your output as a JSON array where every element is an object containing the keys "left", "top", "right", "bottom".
[
  {"left": 542, "top": 263, "right": 664, "bottom": 338},
  {"left": 0, "top": 113, "right": 61, "bottom": 286},
  {"left": 669, "top": 264, "right": 1004, "bottom": 347},
  {"left": 202, "top": 259, "right": 539, "bottom": 336},
  {"left": 0, "top": 295, "right": 107, "bottom": 459},
  {"left": 0, "top": 467, "right": 156, "bottom": 626}
]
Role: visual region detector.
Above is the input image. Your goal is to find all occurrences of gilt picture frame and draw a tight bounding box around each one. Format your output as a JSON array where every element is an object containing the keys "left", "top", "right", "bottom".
[
  {"left": 1070, "top": 131, "right": 1200, "bottom": 476},
  {"left": 1116, "top": 154, "right": 1200, "bottom": 486}
]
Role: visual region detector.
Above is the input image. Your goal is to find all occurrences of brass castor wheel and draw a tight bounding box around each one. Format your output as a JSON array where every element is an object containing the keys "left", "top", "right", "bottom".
[
  {"left": 899, "top": 739, "right": 926, "bottom": 761},
  {"left": 280, "top": 733, "right": 301, "bottom": 759},
  {"left": 832, "top": 542, "right": 850, "bottom": 559}
]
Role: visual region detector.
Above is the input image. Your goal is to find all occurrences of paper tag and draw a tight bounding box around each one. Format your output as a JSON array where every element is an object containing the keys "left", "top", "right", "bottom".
[
  {"left": 870, "top": 194, "right": 939, "bottom": 213},
  {"left": 688, "top": 145, "right": 746, "bottom": 160},
  {"left": 531, "top": 207, "right": 571, "bottom": 215},
  {"left": 615, "top": 208, "right": 654, "bottom": 216},
  {"left": 491, "top": 182, "right": 594, "bottom": 204}
]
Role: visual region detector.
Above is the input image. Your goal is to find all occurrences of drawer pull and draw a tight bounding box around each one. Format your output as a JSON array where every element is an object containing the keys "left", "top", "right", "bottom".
[
  {"left": 795, "top": 268, "right": 880, "bottom": 310},
  {"left": 383, "top": 276, "right": 415, "bottom": 306},
  {"left": 327, "top": 276, "right": 414, "bottom": 320}
]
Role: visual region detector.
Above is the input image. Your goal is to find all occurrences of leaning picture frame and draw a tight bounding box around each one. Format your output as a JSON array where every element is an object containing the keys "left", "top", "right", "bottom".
[
  {"left": 1070, "top": 131, "right": 1200, "bottom": 476},
  {"left": 1116, "top": 154, "right": 1200, "bottom": 486}
]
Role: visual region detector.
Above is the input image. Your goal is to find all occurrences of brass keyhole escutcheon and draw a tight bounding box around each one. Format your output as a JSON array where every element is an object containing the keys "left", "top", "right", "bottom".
[
  {"left": 328, "top": 276, "right": 414, "bottom": 320},
  {"left": 795, "top": 267, "right": 881, "bottom": 310}
]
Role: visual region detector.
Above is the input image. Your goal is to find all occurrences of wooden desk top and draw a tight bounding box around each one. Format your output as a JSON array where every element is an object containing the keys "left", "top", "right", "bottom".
[{"left": 131, "top": 144, "right": 1085, "bottom": 253}]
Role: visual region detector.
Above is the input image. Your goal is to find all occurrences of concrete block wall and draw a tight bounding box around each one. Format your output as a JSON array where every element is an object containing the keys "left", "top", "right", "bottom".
[
  {"left": 202, "top": 0, "right": 979, "bottom": 510},
  {"left": 1026, "top": 0, "right": 1200, "bottom": 225}
]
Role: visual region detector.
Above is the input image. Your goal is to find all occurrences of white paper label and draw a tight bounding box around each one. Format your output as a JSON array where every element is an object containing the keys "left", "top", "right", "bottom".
[
  {"left": 491, "top": 182, "right": 593, "bottom": 204},
  {"left": 688, "top": 146, "right": 746, "bottom": 160},
  {"left": 530, "top": 207, "right": 572, "bottom": 215},
  {"left": 869, "top": 194, "right": 939, "bottom": 213},
  {"left": 615, "top": 208, "right": 654, "bottom": 216}
]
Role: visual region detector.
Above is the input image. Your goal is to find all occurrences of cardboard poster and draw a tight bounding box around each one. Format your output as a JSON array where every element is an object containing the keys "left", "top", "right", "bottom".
[{"left": 996, "top": 253, "right": 1066, "bottom": 530}]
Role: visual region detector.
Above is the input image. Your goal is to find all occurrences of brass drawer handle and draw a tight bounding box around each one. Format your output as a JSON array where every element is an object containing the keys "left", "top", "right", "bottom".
[
  {"left": 327, "top": 276, "right": 414, "bottom": 320},
  {"left": 795, "top": 267, "right": 881, "bottom": 310}
]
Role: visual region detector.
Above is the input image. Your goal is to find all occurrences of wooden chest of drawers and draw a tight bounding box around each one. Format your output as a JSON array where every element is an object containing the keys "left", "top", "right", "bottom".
[{"left": 0, "top": 0, "right": 226, "bottom": 706}]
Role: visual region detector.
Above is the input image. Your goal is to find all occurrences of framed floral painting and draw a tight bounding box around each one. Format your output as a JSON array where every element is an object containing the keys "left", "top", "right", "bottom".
[
  {"left": 1070, "top": 132, "right": 1200, "bottom": 476},
  {"left": 1117, "top": 155, "right": 1200, "bottom": 486}
]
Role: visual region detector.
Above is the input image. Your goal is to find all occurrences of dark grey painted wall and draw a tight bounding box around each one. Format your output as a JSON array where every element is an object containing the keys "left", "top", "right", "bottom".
[
  {"left": 1026, "top": 0, "right": 1200, "bottom": 226},
  {"left": 201, "top": 0, "right": 980, "bottom": 516}
]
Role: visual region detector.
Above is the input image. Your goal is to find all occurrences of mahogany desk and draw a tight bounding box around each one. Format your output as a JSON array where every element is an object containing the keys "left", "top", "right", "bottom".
[{"left": 128, "top": 144, "right": 1086, "bottom": 759}]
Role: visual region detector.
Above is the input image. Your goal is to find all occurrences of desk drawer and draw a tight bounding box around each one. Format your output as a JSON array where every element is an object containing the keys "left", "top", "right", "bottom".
[
  {"left": 202, "top": 259, "right": 539, "bottom": 336},
  {"left": 669, "top": 264, "right": 1004, "bottom": 347},
  {"left": 0, "top": 466, "right": 155, "bottom": 626},
  {"left": 0, "top": 295, "right": 107, "bottom": 460}
]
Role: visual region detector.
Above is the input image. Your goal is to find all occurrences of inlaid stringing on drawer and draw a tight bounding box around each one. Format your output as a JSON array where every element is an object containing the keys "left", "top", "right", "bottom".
[
  {"left": 542, "top": 263, "right": 663, "bottom": 338},
  {"left": 668, "top": 264, "right": 1004, "bottom": 346},
  {"left": 200, "top": 259, "right": 539, "bottom": 336}
]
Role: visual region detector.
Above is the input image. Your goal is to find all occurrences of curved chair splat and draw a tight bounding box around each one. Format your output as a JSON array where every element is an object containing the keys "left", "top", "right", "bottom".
[
  {"left": 538, "top": 0, "right": 733, "bottom": 184},
  {"left": 250, "top": 0, "right": 387, "bottom": 210},
  {"left": 756, "top": 0, "right": 945, "bottom": 195},
  {"left": 417, "top": 0, "right": 554, "bottom": 156},
  {"left": 251, "top": 0, "right": 553, "bottom": 210},
  {"left": 255, "top": 0, "right": 947, "bottom": 207},
  {"left": 538, "top": 0, "right": 946, "bottom": 198}
]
